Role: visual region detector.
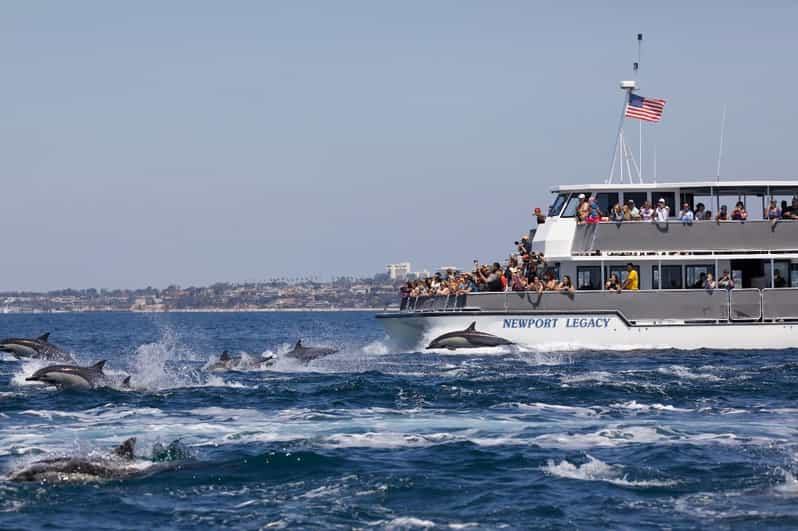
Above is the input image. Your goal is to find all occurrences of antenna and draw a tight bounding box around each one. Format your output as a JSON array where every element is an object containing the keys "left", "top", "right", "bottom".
[
  {"left": 636, "top": 33, "right": 643, "bottom": 182},
  {"left": 716, "top": 104, "right": 727, "bottom": 183}
]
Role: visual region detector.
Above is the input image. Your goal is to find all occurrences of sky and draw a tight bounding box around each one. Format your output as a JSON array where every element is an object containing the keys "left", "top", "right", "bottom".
[{"left": 1, "top": 1, "right": 796, "bottom": 290}]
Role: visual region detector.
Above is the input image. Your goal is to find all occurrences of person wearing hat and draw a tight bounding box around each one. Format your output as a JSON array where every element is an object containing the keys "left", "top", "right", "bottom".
[{"left": 655, "top": 198, "right": 670, "bottom": 222}]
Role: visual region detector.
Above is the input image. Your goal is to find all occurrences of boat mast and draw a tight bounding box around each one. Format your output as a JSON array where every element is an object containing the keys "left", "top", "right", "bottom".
[{"left": 607, "top": 34, "right": 644, "bottom": 185}]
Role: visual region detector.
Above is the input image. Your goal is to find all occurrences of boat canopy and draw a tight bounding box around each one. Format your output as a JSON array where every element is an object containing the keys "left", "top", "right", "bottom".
[{"left": 552, "top": 180, "right": 798, "bottom": 195}]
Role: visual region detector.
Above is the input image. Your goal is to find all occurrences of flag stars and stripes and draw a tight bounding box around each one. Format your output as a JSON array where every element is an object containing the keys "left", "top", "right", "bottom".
[{"left": 625, "top": 93, "right": 666, "bottom": 123}]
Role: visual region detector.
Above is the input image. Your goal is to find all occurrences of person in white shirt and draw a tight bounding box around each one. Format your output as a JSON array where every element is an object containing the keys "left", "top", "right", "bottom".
[
  {"left": 679, "top": 203, "right": 694, "bottom": 223},
  {"left": 655, "top": 198, "right": 670, "bottom": 222}
]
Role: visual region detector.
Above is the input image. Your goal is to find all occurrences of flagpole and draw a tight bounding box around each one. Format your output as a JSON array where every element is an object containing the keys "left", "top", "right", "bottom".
[{"left": 608, "top": 86, "right": 632, "bottom": 184}]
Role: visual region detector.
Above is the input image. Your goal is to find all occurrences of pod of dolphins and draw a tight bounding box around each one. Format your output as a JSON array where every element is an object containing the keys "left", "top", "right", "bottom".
[
  {"left": 0, "top": 331, "right": 339, "bottom": 484},
  {"left": 0, "top": 332, "right": 339, "bottom": 389}
]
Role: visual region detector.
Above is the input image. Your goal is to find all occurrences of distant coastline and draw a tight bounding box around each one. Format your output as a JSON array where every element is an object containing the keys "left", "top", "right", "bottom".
[
  {"left": 0, "top": 307, "right": 386, "bottom": 315},
  {"left": 0, "top": 278, "right": 401, "bottom": 314}
]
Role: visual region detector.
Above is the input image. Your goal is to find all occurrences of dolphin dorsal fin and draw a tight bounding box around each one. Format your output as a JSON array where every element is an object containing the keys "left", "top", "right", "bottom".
[
  {"left": 466, "top": 322, "right": 477, "bottom": 332},
  {"left": 37, "top": 332, "right": 50, "bottom": 342},
  {"left": 295, "top": 340, "right": 302, "bottom": 349},
  {"left": 113, "top": 437, "right": 136, "bottom": 460},
  {"left": 122, "top": 376, "right": 131, "bottom": 387},
  {"left": 91, "top": 360, "right": 107, "bottom": 372},
  {"left": 220, "top": 351, "right": 230, "bottom": 361}
]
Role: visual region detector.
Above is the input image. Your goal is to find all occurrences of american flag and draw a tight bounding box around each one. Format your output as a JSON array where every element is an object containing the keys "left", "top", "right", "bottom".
[{"left": 625, "top": 93, "right": 666, "bottom": 123}]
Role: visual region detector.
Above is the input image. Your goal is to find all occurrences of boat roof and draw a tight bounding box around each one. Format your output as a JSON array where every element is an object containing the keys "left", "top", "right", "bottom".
[{"left": 552, "top": 180, "right": 798, "bottom": 194}]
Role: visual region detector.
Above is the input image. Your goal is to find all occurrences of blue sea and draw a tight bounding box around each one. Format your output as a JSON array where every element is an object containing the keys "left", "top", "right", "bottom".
[{"left": 2, "top": 312, "right": 798, "bottom": 530}]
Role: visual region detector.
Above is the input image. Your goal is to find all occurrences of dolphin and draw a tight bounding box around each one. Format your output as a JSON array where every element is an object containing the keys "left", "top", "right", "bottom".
[
  {"left": 8, "top": 437, "right": 188, "bottom": 483},
  {"left": 0, "top": 332, "right": 74, "bottom": 362},
  {"left": 286, "top": 340, "right": 338, "bottom": 363},
  {"left": 26, "top": 360, "right": 108, "bottom": 389},
  {"left": 426, "top": 322, "right": 514, "bottom": 350},
  {"left": 8, "top": 438, "right": 138, "bottom": 483},
  {"left": 204, "top": 350, "right": 275, "bottom": 372}
]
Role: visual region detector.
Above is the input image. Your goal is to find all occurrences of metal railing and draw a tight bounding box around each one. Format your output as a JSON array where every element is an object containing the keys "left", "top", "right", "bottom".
[
  {"left": 762, "top": 288, "right": 798, "bottom": 320},
  {"left": 397, "top": 287, "right": 797, "bottom": 323}
]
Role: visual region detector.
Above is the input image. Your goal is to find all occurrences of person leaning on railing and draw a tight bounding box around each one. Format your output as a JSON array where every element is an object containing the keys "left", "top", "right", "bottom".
[
  {"left": 718, "top": 270, "right": 735, "bottom": 290},
  {"left": 655, "top": 198, "right": 670, "bottom": 222},
  {"left": 732, "top": 201, "right": 748, "bottom": 221},
  {"left": 782, "top": 198, "right": 798, "bottom": 219}
]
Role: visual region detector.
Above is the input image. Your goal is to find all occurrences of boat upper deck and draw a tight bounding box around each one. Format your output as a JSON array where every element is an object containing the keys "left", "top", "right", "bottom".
[{"left": 535, "top": 180, "right": 798, "bottom": 259}]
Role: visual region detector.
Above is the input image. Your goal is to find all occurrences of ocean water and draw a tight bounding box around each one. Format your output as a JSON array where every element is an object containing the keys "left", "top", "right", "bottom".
[{"left": 1, "top": 312, "right": 798, "bottom": 530}]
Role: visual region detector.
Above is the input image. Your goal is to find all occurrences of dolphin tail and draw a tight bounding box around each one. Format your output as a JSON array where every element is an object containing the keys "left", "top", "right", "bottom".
[
  {"left": 113, "top": 437, "right": 137, "bottom": 460},
  {"left": 465, "top": 322, "right": 477, "bottom": 332},
  {"left": 91, "top": 360, "right": 107, "bottom": 372},
  {"left": 37, "top": 332, "right": 51, "bottom": 342}
]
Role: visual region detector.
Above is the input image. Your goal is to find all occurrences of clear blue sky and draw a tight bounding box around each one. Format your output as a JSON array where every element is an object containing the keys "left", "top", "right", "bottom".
[{"left": 1, "top": 1, "right": 795, "bottom": 290}]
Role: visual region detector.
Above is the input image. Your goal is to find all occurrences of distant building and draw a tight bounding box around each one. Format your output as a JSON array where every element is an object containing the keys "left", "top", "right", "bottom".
[{"left": 386, "top": 262, "right": 412, "bottom": 280}]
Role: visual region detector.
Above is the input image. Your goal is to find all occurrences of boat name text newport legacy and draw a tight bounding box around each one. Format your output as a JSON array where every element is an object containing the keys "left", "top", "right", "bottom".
[{"left": 502, "top": 317, "right": 611, "bottom": 329}]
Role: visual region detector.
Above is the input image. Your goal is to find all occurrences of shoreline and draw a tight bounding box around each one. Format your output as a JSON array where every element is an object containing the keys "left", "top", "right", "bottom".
[{"left": 0, "top": 307, "right": 388, "bottom": 315}]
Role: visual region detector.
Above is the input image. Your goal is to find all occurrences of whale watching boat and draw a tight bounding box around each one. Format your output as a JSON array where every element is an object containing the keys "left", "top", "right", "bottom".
[{"left": 377, "top": 76, "right": 798, "bottom": 350}]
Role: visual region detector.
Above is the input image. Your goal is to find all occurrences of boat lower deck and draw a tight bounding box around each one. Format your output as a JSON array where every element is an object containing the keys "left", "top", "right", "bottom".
[{"left": 378, "top": 289, "right": 798, "bottom": 350}]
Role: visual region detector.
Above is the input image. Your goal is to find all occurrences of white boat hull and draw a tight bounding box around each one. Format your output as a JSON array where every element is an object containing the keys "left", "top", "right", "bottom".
[{"left": 378, "top": 313, "right": 798, "bottom": 351}]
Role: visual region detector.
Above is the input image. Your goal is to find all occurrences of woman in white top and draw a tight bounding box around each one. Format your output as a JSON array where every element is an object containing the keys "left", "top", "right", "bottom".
[
  {"left": 655, "top": 198, "right": 670, "bottom": 222},
  {"left": 640, "top": 201, "right": 654, "bottom": 221}
]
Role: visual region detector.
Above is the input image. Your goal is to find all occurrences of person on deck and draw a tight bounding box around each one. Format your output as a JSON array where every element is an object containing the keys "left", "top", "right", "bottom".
[
  {"left": 622, "top": 263, "right": 639, "bottom": 291},
  {"left": 655, "top": 198, "right": 670, "bottom": 222}
]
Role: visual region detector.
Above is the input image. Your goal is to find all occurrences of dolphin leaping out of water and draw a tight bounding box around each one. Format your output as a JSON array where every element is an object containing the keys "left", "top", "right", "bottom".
[
  {"left": 286, "top": 340, "right": 338, "bottom": 363},
  {"left": 426, "top": 322, "right": 514, "bottom": 350},
  {"left": 204, "top": 350, "right": 275, "bottom": 372},
  {"left": 0, "top": 332, "right": 74, "bottom": 362},
  {"left": 26, "top": 360, "right": 109, "bottom": 390}
]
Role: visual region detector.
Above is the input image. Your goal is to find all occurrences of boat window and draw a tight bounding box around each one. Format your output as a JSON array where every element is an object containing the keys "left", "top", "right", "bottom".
[
  {"left": 595, "top": 193, "right": 619, "bottom": 216},
  {"left": 652, "top": 265, "right": 683, "bottom": 289},
  {"left": 686, "top": 264, "right": 715, "bottom": 289},
  {"left": 548, "top": 193, "right": 568, "bottom": 217},
  {"left": 652, "top": 191, "right": 676, "bottom": 217},
  {"left": 767, "top": 260, "right": 790, "bottom": 288},
  {"left": 623, "top": 192, "right": 647, "bottom": 209},
  {"left": 791, "top": 264, "right": 798, "bottom": 288},
  {"left": 576, "top": 266, "right": 601, "bottom": 290}
]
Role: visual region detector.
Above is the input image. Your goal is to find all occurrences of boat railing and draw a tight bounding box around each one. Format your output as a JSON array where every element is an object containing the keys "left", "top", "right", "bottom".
[
  {"left": 398, "top": 288, "right": 794, "bottom": 324},
  {"left": 572, "top": 219, "right": 798, "bottom": 254},
  {"left": 762, "top": 288, "right": 798, "bottom": 320}
]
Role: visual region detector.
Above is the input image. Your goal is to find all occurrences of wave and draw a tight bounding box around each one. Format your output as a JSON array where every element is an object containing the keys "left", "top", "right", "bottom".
[
  {"left": 542, "top": 455, "right": 677, "bottom": 488},
  {"left": 610, "top": 401, "right": 693, "bottom": 413}
]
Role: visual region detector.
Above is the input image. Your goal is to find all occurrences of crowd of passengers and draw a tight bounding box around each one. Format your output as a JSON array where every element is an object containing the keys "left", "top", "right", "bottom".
[
  {"left": 573, "top": 194, "right": 798, "bottom": 223},
  {"left": 399, "top": 236, "right": 568, "bottom": 298},
  {"left": 400, "top": 260, "right": 756, "bottom": 300}
]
